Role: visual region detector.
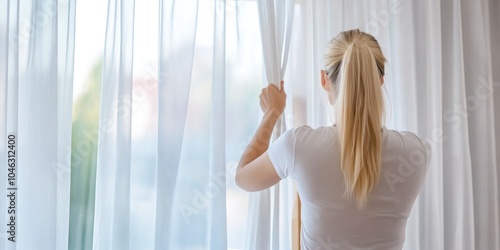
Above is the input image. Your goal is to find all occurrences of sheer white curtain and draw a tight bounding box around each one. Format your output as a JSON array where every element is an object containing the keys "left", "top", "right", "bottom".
[
  {"left": 246, "top": 0, "right": 295, "bottom": 250},
  {"left": 209, "top": 0, "right": 228, "bottom": 248},
  {"left": 283, "top": 0, "right": 500, "bottom": 249},
  {"left": 92, "top": 0, "right": 135, "bottom": 249},
  {"left": 0, "top": 0, "right": 76, "bottom": 249},
  {"left": 155, "top": 0, "right": 229, "bottom": 248},
  {"left": 0, "top": 0, "right": 498, "bottom": 249},
  {"left": 91, "top": 0, "right": 231, "bottom": 249},
  {"left": 154, "top": 0, "right": 201, "bottom": 249}
]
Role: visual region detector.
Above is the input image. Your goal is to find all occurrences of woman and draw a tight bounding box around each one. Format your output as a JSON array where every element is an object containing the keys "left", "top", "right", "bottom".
[{"left": 235, "top": 29, "right": 431, "bottom": 249}]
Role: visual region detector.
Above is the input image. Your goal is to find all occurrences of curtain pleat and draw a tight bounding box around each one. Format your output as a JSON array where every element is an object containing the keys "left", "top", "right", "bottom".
[
  {"left": 56, "top": 1, "right": 77, "bottom": 249},
  {"left": 490, "top": 2, "right": 500, "bottom": 248},
  {"left": 209, "top": 0, "right": 228, "bottom": 248},
  {"left": 154, "top": 0, "right": 199, "bottom": 249},
  {"left": 0, "top": 1, "right": 19, "bottom": 249},
  {"left": 405, "top": 1, "right": 445, "bottom": 249},
  {"left": 93, "top": 0, "right": 135, "bottom": 249},
  {"left": 20, "top": 1, "right": 60, "bottom": 247},
  {"left": 440, "top": 1, "right": 476, "bottom": 249},
  {"left": 247, "top": 1, "right": 294, "bottom": 249},
  {"left": 247, "top": 190, "right": 271, "bottom": 249},
  {"left": 460, "top": 0, "right": 500, "bottom": 249},
  {"left": 0, "top": 0, "right": 76, "bottom": 249},
  {"left": 0, "top": 1, "right": 498, "bottom": 249}
]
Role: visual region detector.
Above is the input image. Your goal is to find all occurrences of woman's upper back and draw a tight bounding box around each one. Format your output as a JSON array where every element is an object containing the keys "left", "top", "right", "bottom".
[{"left": 268, "top": 125, "right": 431, "bottom": 249}]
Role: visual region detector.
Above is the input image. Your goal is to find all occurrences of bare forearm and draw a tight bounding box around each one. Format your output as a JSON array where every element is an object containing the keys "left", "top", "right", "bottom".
[{"left": 237, "top": 111, "right": 280, "bottom": 170}]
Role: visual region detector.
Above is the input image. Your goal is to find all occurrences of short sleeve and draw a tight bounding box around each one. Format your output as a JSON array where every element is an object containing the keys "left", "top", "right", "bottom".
[
  {"left": 421, "top": 137, "right": 432, "bottom": 170},
  {"left": 407, "top": 132, "right": 433, "bottom": 172},
  {"left": 267, "top": 128, "right": 296, "bottom": 179}
]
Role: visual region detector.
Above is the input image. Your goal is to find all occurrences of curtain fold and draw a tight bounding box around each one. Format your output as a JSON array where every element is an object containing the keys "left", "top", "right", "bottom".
[
  {"left": 490, "top": 3, "right": 500, "bottom": 245},
  {"left": 246, "top": 0, "right": 295, "bottom": 249},
  {"left": 0, "top": 0, "right": 76, "bottom": 249},
  {"left": 460, "top": 0, "right": 499, "bottom": 248},
  {"left": 154, "top": 0, "right": 199, "bottom": 249},
  {"left": 93, "top": 0, "right": 135, "bottom": 249},
  {"left": 209, "top": 0, "right": 228, "bottom": 248},
  {"left": 401, "top": 1, "right": 444, "bottom": 249},
  {"left": 0, "top": 1, "right": 19, "bottom": 249},
  {"left": 56, "top": 1, "right": 77, "bottom": 249},
  {"left": 440, "top": 1, "right": 476, "bottom": 249},
  {"left": 0, "top": 1, "right": 498, "bottom": 249}
]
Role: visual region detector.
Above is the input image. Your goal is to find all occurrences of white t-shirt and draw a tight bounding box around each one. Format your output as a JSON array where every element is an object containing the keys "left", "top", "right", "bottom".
[{"left": 267, "top": 125, "right": 431, "bottom": 250}]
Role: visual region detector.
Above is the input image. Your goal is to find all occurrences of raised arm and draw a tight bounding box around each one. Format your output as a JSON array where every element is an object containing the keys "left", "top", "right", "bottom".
[{"left": 235, "top": 81, "right": 286, "bottom": 191}]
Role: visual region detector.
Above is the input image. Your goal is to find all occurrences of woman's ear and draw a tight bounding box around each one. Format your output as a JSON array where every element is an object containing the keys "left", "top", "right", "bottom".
[{"left": 321, "top": 70, "right": 331, "bottom": 91}]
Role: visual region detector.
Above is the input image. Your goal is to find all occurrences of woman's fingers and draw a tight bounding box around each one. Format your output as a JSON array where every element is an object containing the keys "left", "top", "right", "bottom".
[
  {"left": 269, "top": 83, "right": 278, "bottom": 91},
  {"left": 267, "top": 81, "right": 285, "bottom": 93},
  {"left": 260, "top": 81, "right": 286, "bottom": 114},
  {"left": 259, "top": 93, "right": 267, "bottom": 112}
]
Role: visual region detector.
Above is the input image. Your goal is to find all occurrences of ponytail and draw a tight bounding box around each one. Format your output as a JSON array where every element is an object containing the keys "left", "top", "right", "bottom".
[{"left": 325, "top": 29, "right": 386, "bottom": 209}]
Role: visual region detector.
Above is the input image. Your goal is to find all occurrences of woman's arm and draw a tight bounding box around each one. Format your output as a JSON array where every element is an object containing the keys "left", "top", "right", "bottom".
[
  {"left": 235, "top": 81, "right": 286, "bottom": 191},
  {"left": 237, "top": 111, "right": 280, "bottom": 168}
]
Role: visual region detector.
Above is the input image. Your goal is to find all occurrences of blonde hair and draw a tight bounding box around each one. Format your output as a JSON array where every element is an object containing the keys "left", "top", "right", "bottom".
[{"left": 324, "top": 29, "right": 386, "bottom": 209}]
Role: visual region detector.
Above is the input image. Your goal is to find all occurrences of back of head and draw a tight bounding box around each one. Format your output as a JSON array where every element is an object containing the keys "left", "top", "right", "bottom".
[{"left": 324, "top": 29, "right": 386, "bottom": 209}]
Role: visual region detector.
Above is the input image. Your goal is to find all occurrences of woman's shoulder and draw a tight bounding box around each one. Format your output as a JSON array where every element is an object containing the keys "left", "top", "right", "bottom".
[
  {"left": 287, "top": 125, "right": 336, "bottom": 139},
  {"left": 384, "top": 128, "right": 431, "bottom": 145},
  {"left": 280, "top": 125, "right": 338, "bottom": 153},
  {"left": 383, "top": 128, "right": 432, "bottom": 162}
]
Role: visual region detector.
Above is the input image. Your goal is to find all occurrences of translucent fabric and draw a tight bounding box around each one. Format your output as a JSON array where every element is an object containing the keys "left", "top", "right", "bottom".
[
  {"left": 92, "top": 0, "right": 135, "bottom": 249},
  {"left": 0, "top": 1, "right": 498, "bottom": 250},
  {"left": 245, "top": 0, "right": 295, "bottom": 250},
  {"left": 0, "top": 0, "right": 76, "bottom": 249}
]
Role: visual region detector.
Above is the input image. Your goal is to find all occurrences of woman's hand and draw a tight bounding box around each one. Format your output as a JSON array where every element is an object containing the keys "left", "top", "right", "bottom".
[{"left": 259, "top": 80, "right": 286, "bottom": 116}]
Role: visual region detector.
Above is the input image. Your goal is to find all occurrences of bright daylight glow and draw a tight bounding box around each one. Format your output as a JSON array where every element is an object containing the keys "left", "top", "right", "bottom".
[{"left": 73, "top": 0, "right": 263, "bottom": 249}]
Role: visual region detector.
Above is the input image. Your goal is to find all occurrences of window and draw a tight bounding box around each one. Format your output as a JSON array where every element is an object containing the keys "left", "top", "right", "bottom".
[{"left": 71, "top": 0, "right": 263, "bottom": 248}]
